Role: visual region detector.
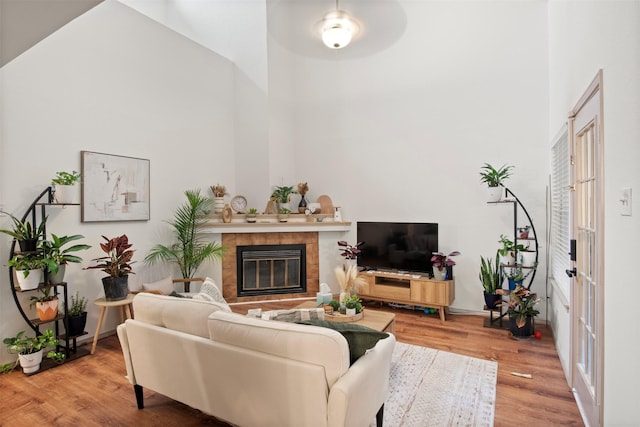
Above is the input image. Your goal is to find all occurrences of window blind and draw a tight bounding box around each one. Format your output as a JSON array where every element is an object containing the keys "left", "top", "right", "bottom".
[{"left": 549, "top": 125, "right": 570, "bottom": 302}]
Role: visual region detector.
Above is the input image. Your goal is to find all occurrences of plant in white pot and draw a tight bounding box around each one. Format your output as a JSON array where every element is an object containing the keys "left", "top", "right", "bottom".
[
  {"left": 51, "top": 170, "right": 81, "bottom": 204},
  {"left": 8, "top": 253, "right": 45, "bottom": 290},
  {"left": 85, "top": 234, "right": 135, "bottom": 301},
  {"left": 430, "top": 250, "right": 460, "bottom": 280},
  {"left": 3, "top": 330, "right": 63, "bottom": 374},
  {"left": 271, "top": 185, "right": 295, "bottom": 212},
  {"left": 497, "top": 235, "right": 525, "bottom": 266},
  {"left": 40, "top": 234, "right": 91, "bottom": 284},
  {"left": 479, "top": 163, "right": 513, "bottom": 202}
]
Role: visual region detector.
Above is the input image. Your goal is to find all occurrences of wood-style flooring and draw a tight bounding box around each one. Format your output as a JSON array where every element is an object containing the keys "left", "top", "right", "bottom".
[{"left": 0, "top": 299, "right": 584, "bottom": 426}]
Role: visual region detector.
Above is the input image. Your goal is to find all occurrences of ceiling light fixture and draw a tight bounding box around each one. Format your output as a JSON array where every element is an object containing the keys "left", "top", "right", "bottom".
[{"left": 320, "top": 0, "right": 358, "bottom": 49}]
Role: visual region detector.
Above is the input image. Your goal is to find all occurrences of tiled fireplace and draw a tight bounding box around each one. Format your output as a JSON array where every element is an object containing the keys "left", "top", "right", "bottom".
[{"left": 222, "top": 232, "right": 319, "bottom": 302}]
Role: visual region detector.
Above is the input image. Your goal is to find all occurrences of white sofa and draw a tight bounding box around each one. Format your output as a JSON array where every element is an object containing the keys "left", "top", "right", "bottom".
[{"left": 117, "top": 293, "right": 396, "bottom": 427}]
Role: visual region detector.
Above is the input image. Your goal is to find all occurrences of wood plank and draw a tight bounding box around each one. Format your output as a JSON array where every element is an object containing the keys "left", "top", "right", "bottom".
[{"left": 0, "top": 299, "right": 584, "bottom": 426}]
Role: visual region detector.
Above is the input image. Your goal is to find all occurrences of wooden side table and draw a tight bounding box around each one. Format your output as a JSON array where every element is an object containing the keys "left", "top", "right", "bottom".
[{"left": 91, "top": 294, "right": 135, "bottom": 354}]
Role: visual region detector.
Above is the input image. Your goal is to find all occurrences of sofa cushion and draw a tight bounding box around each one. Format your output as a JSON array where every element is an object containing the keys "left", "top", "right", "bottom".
[
  {"left": 142, "top": 275, "right": 174, "bottom": 295},
  {"left": 209, "top": 311, "right": 350, "bottom": 387},
  {"left": 297, "top": 320, "right": 389, "bottom": 365},
  {"left": 199, "top": 277, "right": 226, "bottom": 304},
  {"left": 133, "top": 292, "right": 231, "bottom": 338}
]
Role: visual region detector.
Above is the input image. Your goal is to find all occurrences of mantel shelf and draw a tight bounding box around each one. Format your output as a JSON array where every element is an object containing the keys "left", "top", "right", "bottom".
[{"left": 203, "top": 219, "right": 352, "bottom": 234}]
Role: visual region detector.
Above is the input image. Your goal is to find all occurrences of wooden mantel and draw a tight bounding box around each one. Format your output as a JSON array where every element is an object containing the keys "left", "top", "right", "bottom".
[{"left": 203, "top": 217, "right": 352, "bottom": 234}]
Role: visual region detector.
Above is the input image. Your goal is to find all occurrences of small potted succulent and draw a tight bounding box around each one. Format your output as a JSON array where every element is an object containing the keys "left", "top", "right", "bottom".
[
  {"left": 479, "top": 163, "right": 513, "bottom": 202},
  {"left": 431, "top": 250, "right": 460, "bottom": 280},
  {"left": 85, "top": 235, "right": 135, "bottom": 301},
  {"left": 278, "top": 207, "right": 291, "bottom": 222},
  {"left": 51, "top": 170, "right": 81, "bottom": 204},
  {"left": 344, "top": 294, "right": 363, "bottom": 316},
  {"left": 245, "top": 208, "right": 259, "bottom": 223}
]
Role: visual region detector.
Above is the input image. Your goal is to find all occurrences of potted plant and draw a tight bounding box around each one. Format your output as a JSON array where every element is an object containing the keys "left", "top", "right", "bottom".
[
  {"left": 497, "top": 234, "right": 525, "bottom": 266},
  {"left": 505, "top": 264, "right": 534, "bottom": 290},
  {"left": 29, "top": 285, "right": 59, "bottom": 321},
  {"left": 479, "top": 254, "right": 502, "bottom": 308},
  {"left": 3, "top": 329, "right": 62, "bottom": 373},
  {"left": 498, "top": 285, "right": 540, "bottom": 337},
  {"left": 343, "top": 294, "right": 363, "bottom": 316},
  {"left": 337, "top": 240, "right": 363, "bottom": 261},
  {"left": 430, "top": 250, "right": 460, "bottom": 280},
  {"left": 145, "top": 189, "right": 224, "bottom": 292},
  {"left": 66, "top": 291, "right": 88, "bottom": 337},
  {"left": 8, "top": 253, "right": 45, "bottom": 290},
  {"left": 85, "top": 234, "right": 135, "bottom": 301},
  {"left": 518, "top": 225, "right": 531, "bottom": 239},
  {"left": 210, "top": 184, "right": 228, "bottom": 213},
  {"left": 40, "top": 234, "right": 91, "bottom": 284},
  {"left": 0, "top": 211, "right": 47, "bottom": 252},
  {"left": 278, "top": 207, "right": 291, "bottom": 222},
  {"left": 271, "top": 185, "right": 295, "bottom": 211},
  {"left": 479, "top": 163, "right": 513, "bottom": 202},
  {"left": 245, "top": 208, "right": 259, "bottom": 223},
  {"left": 51, "top": 170, "right": 81, "bottom": 204}
]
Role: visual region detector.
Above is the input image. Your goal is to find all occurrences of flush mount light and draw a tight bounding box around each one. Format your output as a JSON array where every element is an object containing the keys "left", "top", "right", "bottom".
[{"left": 320, "top": 1, "right": 358, "bottom": 49}]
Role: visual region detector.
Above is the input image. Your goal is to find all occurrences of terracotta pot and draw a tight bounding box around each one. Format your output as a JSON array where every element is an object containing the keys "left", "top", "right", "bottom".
[{"left": 36, "top": 298, "right": 59, "bottom": 321}]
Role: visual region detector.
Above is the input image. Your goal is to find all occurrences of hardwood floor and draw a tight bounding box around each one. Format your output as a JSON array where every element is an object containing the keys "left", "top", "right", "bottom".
[{"left": 0, "top": 299, "right": 584, "bottom": 426}]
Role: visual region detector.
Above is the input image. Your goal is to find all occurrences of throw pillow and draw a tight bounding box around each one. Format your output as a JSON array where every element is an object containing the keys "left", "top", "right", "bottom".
[
  {"left": 200, "top": 277, "right": 226, "bottom": 304},
  {"left": 297, "top": 320, "right": 389, "bottom": 365},
  {"left": 262, "top": 309, "right": 325, "bottom": 322},
  {"left": 142, "top": 276, "right": 174, "bottom": 295}
]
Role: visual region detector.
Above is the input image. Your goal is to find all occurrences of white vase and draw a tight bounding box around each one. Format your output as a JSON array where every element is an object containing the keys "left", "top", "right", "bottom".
[
  {"left": 54, "top": 184, "right": 78, "bottom": 204},
  {"left": 486, "top": 186, "right": 503, "bottom": 202},
  {"left": 432, "top": 267, "right": 447, "bottom": 281},
  {"left": 214, "top": 197, "right": 225, "bottom": 213},
  {"left": 19, "top": 350, "right": 43, "bottom": 374},
  {"left": 520, "top": 250, "right": 537, "bottom": 267},
  {"left": 15, "top": 269, "right": 41, "bottom": 290}
]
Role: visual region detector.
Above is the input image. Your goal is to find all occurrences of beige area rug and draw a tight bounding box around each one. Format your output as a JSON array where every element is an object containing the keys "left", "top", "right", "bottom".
[{"left": 372, "top": 342, "right": 498, "bottom": 427}]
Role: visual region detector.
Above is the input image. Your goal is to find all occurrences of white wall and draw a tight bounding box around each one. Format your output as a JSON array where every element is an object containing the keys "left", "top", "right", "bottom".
[
  {"left": 0, "top": 0, "right": 235, "bottom": 363},
  {"left": 548, "top": 1, "right": 640, "bottom": 424},
  {"left": 274, "top": 0, "right": 550, "bottom": 310}
]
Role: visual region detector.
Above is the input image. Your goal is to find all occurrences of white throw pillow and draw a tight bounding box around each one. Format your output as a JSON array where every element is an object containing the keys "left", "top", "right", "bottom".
[
  {"left": 200, "top": 277, "right": 226, "bottom": 304},
  {"left": 142, "top": 276, "right": 174, "bottom": 295}
]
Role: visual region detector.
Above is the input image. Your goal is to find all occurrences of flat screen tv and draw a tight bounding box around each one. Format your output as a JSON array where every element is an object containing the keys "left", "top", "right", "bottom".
[{"left": 356, "top": 222, "right": 438, "bottom": 274}]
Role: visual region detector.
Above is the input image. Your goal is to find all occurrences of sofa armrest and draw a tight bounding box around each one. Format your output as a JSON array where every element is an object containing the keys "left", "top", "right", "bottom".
[
  {"left": 116, "top": 323, "right": 136, "bottom": 385},
  {"left": 327, "top": 333, "right": 396, "bottom": 427}
]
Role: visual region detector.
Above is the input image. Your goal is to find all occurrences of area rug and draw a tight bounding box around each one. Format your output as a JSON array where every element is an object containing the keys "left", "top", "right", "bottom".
[{"left": 372, "top": 342, "right": 498, "bottom": 427}]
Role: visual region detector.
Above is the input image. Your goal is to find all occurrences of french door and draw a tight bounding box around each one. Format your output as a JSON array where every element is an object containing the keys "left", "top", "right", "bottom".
[{"left": 568, "top": 70, "right": 604, "bottom": 427}]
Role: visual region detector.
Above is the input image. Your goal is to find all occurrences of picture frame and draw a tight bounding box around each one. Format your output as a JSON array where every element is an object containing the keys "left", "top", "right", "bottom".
[{"left": 81, "top": 151, "right": 150, "bottom": 222}]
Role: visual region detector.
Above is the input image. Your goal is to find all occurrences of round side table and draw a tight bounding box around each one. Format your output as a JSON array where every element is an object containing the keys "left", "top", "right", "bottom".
[{"left": 91, "top": 293, "right": 135, "bottom": 355}]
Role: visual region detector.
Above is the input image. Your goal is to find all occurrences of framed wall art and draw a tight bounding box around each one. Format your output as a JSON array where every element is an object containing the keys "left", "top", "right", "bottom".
[{"left": 81, "top": 151, "right": 150, "bottom": 222}]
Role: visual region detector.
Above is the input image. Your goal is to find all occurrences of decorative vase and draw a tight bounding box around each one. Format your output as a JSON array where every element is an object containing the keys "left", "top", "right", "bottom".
[
  {"left": 18, "top": 350, "right": 44, "bottom": 374},
  {"left": 298, "top": 195, "right": 308, "bottom": 213},
  {"left": 510, "top": 315, "right": 534, "bottom": 338},
  {"left": 15, "top": 269, "right": 41, "bottom": 290},
  {"left": 67, "top": 312, "right": 88, "bottom": 337},
  {"left": 432, "top": 267, "right": 447, "bottom": 281},
  {"left": 36, "top": 298, "right": 59, "bottom": 321},
  {"left": 483, "top": 292, "right": 502, "bottom": 309},
  {"left": 102, "top": 276, "right": 129, "bottom": 301},
  {"left": 214, "top": 197, "right": 225, "bottom": 213}
]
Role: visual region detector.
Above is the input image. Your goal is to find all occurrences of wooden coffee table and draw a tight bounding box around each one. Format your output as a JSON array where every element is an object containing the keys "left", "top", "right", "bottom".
[{"left": 295, "top": 301, "right": 395, "bottom": 333}]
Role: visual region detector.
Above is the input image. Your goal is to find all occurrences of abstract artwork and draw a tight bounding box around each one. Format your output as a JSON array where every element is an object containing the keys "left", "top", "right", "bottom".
[{"left": 81, "top": 151, "right": 150, "bottom": 222}]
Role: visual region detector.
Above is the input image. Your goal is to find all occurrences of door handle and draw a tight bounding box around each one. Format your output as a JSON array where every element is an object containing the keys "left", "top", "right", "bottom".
[{"left": 565, "top": 268, "right": 577, "bottom": 278}]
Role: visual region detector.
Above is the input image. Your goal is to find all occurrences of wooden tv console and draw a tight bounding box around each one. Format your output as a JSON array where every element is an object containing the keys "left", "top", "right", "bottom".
[{"left": 358, "top": 270, "right": 455, "bottom": 322}]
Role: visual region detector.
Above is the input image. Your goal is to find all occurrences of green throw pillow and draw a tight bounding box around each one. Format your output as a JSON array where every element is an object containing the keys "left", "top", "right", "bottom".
[{"left": 296, "top": 319, "right": 389, "bottom": 365}]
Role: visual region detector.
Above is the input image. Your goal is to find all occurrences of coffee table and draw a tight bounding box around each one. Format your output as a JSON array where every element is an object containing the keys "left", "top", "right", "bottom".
[{"left": 295, "top": 301, "right": 395, "bottom": 333}]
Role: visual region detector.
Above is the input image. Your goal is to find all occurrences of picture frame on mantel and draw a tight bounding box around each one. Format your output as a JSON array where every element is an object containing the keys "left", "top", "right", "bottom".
[{"left": 81, "top": 151, "right": 150, "bottom": 222}]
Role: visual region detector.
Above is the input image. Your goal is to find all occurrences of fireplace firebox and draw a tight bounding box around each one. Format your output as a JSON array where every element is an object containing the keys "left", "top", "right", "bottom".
[{"left": 236, "top": 244, "right": 307, "bottom": 297}]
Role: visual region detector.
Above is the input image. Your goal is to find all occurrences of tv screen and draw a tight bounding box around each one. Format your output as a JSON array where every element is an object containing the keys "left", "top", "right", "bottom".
[{"left": 356, "top": 222, "right": 438, "bottom": 274}]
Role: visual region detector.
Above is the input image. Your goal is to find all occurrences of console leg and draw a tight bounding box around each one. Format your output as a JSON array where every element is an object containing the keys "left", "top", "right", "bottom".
[
  {"left": 376, "top": 404, "right": 384, "bottom": 427},
  {"left": 134, "top": 384, "right": 144, "bottom": 409}
]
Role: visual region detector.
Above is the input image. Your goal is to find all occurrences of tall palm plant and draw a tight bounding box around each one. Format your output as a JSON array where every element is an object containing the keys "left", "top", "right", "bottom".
[{"left": 145, "top": 189, "right": 224, "bottom": 285}]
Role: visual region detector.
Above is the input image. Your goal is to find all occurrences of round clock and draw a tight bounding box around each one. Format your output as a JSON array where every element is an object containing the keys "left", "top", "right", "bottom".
[{"left": 230, "top": 195, "right": 248, "bottom": 213}]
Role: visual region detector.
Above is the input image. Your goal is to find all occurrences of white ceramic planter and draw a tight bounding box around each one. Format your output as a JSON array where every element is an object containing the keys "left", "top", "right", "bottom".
[
  {"left": 432, "top": 267, "right": 447, "bottom": 281},
  {"left": 520, "top": 250, "right": 537, "bottom": 267},
  {"left": 18, "top": 350, "right": 43, "bottom": 374},
  {"left": 54, "top": 184, "right": 78, "bottom": 204},
  {"left": 486, "top": 186, "right": 503, "bottom": 202},
  {"left": 15, "top": 269, "right": 42, "bottom": 290},
  {"left": 346, "top": 308, "right": 356, "bottom": 316}
]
